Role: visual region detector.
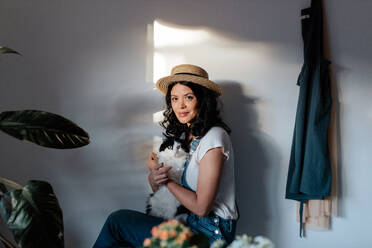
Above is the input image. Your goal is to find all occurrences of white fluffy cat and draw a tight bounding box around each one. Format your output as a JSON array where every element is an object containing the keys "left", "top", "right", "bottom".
[{"left": 146, "top": 143, "right": 188, "bottom": 219}]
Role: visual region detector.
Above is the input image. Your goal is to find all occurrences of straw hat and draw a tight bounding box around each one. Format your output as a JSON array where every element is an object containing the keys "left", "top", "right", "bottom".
[{"left": 156, "top": 64, "right": 222, "bottom": 96}]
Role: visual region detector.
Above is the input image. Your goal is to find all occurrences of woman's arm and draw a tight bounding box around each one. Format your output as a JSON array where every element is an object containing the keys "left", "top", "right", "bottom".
[{"left": 166, "top": 147, "right": 225, "bottom": 217}]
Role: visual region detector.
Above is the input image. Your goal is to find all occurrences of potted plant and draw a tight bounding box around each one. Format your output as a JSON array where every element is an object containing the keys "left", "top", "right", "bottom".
[{"left": 0, "top": 46, "right": 90, "bottom": 248}]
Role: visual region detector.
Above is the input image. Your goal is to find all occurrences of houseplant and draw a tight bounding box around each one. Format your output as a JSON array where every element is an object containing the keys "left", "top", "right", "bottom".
[{"left": 0, "top": 46, "right": 90, "bottom": 248}]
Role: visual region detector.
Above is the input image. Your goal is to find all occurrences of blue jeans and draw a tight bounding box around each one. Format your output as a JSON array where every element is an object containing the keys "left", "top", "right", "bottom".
[
  {"left": 92, "top": 209, "right": 164, "bottom": 248},
  {"left": 92, "top": 209, "right": 236, "bottom": 248}
]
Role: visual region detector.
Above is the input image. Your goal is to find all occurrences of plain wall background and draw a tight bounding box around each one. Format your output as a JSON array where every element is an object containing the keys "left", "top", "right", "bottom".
[{"left": 1, "top": 0, "right": 371, "bottom": 247}]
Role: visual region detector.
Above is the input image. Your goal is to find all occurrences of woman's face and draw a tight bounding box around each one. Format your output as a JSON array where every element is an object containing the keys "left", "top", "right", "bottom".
[{"left": 170, "top": 83, "right": 198, "bottom": 126}]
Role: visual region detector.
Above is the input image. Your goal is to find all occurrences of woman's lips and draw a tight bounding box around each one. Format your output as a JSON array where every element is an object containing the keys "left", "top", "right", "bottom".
[{"left": 179, "top": 112, "right": 188, "bottom": 117}]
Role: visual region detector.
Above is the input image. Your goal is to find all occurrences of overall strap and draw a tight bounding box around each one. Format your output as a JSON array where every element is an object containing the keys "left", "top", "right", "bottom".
[{"left": 181, "top": 138, "right": 200, "bottom": 191}]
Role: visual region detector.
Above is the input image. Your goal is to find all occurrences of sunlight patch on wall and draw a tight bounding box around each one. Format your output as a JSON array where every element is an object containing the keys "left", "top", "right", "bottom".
[
  {"left": 154, "top": 20, "right": 211, "bottom": 48},
  {"left": 152, "top": 52, "right": 168, "bottom": 86},
  {"left": 152, "top": 20, "right": 216, "bottom": 85}
]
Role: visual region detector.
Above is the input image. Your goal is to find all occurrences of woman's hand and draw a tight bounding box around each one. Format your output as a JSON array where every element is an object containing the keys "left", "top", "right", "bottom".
[
  {"left": 147, "top": 152, "right": 159, "bottom": 171},
  {"left": 148, "top": 162, "right": 172, "bottom": 192}
]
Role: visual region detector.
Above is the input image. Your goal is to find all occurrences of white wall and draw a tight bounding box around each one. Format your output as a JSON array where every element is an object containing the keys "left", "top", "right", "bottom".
[{"left": 0, "top": 0, "right": 371, "bottom": 247}]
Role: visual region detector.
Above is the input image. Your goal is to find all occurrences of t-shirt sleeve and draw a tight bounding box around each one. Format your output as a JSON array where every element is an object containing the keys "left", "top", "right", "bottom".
[{"left": 195, "top": 127, "right": 231, "bottom": 163}]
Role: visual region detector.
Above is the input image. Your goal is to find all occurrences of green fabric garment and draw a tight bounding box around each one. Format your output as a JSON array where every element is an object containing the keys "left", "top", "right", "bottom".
[{"left": 285, "top": 0, "right": 332, "bottom": 236}]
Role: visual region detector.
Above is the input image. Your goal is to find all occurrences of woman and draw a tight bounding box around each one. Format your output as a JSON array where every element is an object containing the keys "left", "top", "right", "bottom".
[{"left": 93, "top": 64, "right": 238, "bottom": 248}]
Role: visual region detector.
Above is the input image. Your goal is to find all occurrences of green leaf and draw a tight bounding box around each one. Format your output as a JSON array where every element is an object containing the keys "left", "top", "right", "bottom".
[
  {"left": 6, "top": 180, "right": 64, "bottom": 248},
  {"left": 0, "top": 178, "right": 22, "bottom": 221},
  {"left": 0, "top": 110, "right": 90, "bottom": 149},
  {"left": 0, "top": 192, "right": 12, "bottom": 222},
  {"left": 0, "top": 46, "right": 21, "bottom": 55},
  {"left": 0, "top": 232, "right": 18, "bottom": 248}
]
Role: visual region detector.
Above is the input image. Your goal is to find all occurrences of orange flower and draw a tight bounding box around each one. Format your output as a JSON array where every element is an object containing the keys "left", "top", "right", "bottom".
[
  {"left": 160, "top": 230, "right": 169, "bottom": 240},
  {"left": 168, "top": 229, "right": 177, "bottom": 238},
  {"left": 176, "top": 232, "right": 191, "bottom": 244},
  {"left": 151, "top": 226, "right": 160, "bottom": 238},
  {"left": 143, "top": 238, "right": 152, "bottom": 246}
]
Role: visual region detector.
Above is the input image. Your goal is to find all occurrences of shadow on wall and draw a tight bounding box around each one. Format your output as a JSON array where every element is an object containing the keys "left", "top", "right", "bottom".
[
  {"left": 331, "top": 66, "right": 344, "bottom": 219},
  {"left": 323, "top": 8, "right": 344, "bottom": 220},
  {"left": 219, "top": 82, "right": 279, "bottom": 237},
  {"left": 55, "top": 91, "right": 164, "bottom": 248}
]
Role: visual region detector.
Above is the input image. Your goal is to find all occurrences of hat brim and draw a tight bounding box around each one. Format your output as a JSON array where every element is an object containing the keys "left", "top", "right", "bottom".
[{"left": 156, "top": 74, "right": 222, "bottom": 96}]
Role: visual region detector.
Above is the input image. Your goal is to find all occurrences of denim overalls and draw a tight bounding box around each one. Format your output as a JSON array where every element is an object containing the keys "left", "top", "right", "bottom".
[{"left": 182, "top": 139, "right": 237, "bottom": 244}]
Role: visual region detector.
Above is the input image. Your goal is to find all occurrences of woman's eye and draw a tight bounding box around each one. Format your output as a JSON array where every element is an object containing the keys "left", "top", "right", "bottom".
[
  {"left": 186, "top": 95, "right": 194, "bottom": 100},
  {"left": 171, "top": 97, "right": 178, "bottom": 101}
]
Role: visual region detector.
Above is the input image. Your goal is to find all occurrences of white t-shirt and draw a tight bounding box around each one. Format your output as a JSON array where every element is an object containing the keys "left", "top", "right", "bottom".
[{"left": 185, "top": 126, "right": 239, "bottom": 220}]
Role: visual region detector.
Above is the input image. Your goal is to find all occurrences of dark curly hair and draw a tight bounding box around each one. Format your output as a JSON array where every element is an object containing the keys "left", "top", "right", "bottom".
[{"left": 159, "top": 81, "right": 231, "bottom": 152}]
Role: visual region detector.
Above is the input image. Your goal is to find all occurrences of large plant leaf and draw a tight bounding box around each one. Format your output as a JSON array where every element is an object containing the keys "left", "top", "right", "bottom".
[
  {"left": 0, "top": 179, "right": 18, "bottom": 248},
  {"left": 0, "top": 187, "right": 12, "bottom": 221},
  {"left": 0, "top": 232, "right": 18, "bottom": 248},
  {"left": 0, "top": 178, "right": 22, "bottom": 221},
  {"left": 0, "top": 46, "right": 21, "bottom": 55},
  {"left": 5, "top": 180, "right": 64, "bottom": 248},
  {"left": 0, "top": 110, "right": 90, "bottom": 149}
]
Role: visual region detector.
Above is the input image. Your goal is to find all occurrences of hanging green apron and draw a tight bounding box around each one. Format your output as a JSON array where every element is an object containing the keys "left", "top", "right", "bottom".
[{"left": 285, "top": 0, "right": 332, "bottom": 237}]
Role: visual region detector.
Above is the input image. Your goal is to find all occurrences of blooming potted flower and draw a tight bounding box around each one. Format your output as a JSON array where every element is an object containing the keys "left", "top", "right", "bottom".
[
  {"left": 142, "top": 219, "right": 274, "bottom": 248},
  {"left": 141, "top": 219, "right": 209, "bottom": 248}
]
